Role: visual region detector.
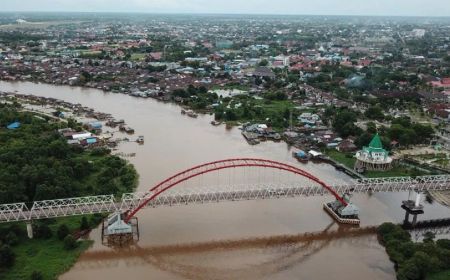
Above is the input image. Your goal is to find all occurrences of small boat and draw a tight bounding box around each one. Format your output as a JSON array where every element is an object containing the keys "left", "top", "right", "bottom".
[
  {"left": 293, "top": 150, "right": 310, "bottom": 162},
  {"left": 125, "top": 127, "right": 135, "bottom": 134},
  {"left": 211, "top": 121, "right": 222, "bottom": 126},
  {"left": 136, "top": 135, "right": 144, "bottom": 144},
  {"left": 186, "top": 110, "right": 198, "bottom": 118},
  {"left": 120, "top": 125, "right": 135, "bottom": 134},
  {"left": 248, "top": 139, "right": 260, "bottom": 145}
]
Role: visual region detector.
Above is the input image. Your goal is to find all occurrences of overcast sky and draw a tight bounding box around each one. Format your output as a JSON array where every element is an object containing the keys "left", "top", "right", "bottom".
[{"left": 2, "top": 0, "right": 450, "bottom": 17}]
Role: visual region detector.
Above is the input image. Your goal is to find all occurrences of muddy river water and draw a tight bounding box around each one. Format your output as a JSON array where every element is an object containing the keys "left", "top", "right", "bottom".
[{"left": 2, "top": 81, "right": 450, "bottom": 280}]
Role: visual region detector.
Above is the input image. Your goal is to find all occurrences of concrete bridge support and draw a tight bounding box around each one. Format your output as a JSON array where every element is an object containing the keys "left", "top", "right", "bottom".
[
  {"left": 402, "top": 191, "right": 424, "bottom": 227},
  {"left": 26, "top": 222, "right": 33, "bottom": 239}
]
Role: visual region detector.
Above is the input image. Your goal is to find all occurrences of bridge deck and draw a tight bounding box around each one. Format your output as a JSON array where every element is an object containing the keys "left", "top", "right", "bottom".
[{"left": 1, "top": 175, "right": 450, "bottom": 223}]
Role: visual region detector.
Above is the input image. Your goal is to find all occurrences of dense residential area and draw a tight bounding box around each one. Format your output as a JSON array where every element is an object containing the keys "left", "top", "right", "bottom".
[
  {"left": 0, "top": 9, "right": 450, "bottom": 280},
  {"left": 1, "top": 14, "right": 449, "bottom": 176}
]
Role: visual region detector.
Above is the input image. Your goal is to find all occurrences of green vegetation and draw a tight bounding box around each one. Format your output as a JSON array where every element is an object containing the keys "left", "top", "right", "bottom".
[
  {"left": 0, "top": 104, "right": 138, "bottom": 204},
  {"left": 0, "top": 216, "right": 101, "bottom": 280},
  {"left": 211, "top": 83, "right": 250, "bottom": 92},
  {"left": 0, "top": 104, "right": 138, "bottom": 279},
  {"left": 324, "top": 148, "right": 431, "bottom": 178},
  {"left": 365, "top": 166, "right": 427, "bottom": 178},
  {"left": 214, "top": 96, "right": 295, "bottom": 130},
  {"left": 324, "top": 149, "right": 356, "bottom": 169},
  {"left": 328, "top": 108, "right": 434, "bottom": 148},
  {"left": 378, "top": 223, "right": 450, "bottom": 280},
  {"left": 130, "top": 52, "right": 146, "bottom": 61},
  {"left": 332, "top": 109, "right": 362, "bottom": 138},
  {"left": 428, "top": 270, "right": 450, "bottom": 280}
]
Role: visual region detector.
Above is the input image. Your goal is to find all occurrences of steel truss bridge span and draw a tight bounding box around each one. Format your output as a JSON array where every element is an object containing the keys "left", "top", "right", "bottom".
[{"left": 1, "top": 160, "right": 450, "bottom": 223}]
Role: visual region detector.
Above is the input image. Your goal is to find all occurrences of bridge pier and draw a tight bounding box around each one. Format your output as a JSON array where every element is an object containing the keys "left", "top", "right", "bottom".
[
  {"left": 402, "top": 191, "right": 424, "bottom": 227},
  {"left": 26, "top": 222, "right": 33, "bottom": 239}
]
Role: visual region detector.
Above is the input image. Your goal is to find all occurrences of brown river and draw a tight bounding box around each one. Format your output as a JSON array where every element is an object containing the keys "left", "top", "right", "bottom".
[{"left": 1, "top": 81, "right": 450, "bottom": 280}]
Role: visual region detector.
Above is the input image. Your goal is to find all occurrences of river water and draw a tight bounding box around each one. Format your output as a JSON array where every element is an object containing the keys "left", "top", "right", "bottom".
[{"left": 2, "top": 81, "right": 450, "bottom": 280}]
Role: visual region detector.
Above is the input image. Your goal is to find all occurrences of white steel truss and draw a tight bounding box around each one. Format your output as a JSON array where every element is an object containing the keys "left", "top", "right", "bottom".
[
  {"left": 29, "top": 195, "right": 118, "bottom": 220},
  {"left": 1, "top": 175, "right": 450, "bottom": 223},
  {"left": 0, "top": 203, "right": 29, "bottom": 222}
]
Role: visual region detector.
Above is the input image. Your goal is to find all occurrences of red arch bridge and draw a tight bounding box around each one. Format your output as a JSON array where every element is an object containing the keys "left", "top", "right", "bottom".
[{"left": 1, "top": 158, "right": 450, "bottom": 226}]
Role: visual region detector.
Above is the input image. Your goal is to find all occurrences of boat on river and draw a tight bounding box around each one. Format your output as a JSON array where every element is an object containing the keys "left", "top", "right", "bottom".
[
  {"left": 293, "top": 150, "right": 310, "bottom": 162},
  {"left": 136, "top": 135, "right": 144, "bottom": 144},
  {"left": 186, "top": 110, "right": 198, "bottom": 118}
]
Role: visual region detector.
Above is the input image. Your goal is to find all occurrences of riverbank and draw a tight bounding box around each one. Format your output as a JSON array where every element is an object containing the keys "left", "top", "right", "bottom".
[
  {"left": 0, "top": 80, "right": 417, "bottom": 280},
  {"left": 0, "top": 216, "right": 96, "bottom": 280},
  {"left": 323, "top": 149, "right": 446, "bottom": 178},
  {"left": 377, "top": 223, "right": 450, "bottom": 280},
  {"left": 0, "top": 103, "right": 138, "bottom": 279},
  {"left": 0, "top": 90, "right": 144, "bottom": 153}
]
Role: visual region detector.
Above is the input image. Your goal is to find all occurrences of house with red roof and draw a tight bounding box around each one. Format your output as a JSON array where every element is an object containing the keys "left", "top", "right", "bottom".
[
  {"left": 430, "top": 78, "right": 450, "bottom": 90},
  {"left": 149, "top": 52, "right": 163, "bottom": 61}
]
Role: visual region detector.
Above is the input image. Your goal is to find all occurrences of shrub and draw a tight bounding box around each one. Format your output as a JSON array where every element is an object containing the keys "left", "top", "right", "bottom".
[
  {"left": 57, "top": 224, "right": 70, "bottom": 240},
  {"left": 30, "top": 271, "right": 43, "bottom": 280},
  {"left": 80, "top": 217, "right": 90, "bottom": 231},
  {"left": 0, "top": 245, "right": 15, "bottom": 268},
  {"left": 437, "top": 239, "right": 450, "bottom": 250},
  {"left": 5, "top": 231, "right": 19, "bottom": 246},
  {"left": 34, "top": 224, "right": 52, "bottom": 239},
  {"left": 63, "top": 235, "right": 78, "bottom": 250}
]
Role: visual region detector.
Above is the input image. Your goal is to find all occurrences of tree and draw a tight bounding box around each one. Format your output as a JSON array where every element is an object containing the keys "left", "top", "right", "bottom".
[
  {"left": 397, "top": 260, "right": 420, "bottom": 280},
  {"left": 365, "top": 106, "right": 385, "bottom": 121},
  {"left": 5, "top": 231, "right": 19, "bottom": 246},
  {"left": 423, "top": 232, "right": 436, "bottom": 243},
  {"left": 224, "top": 110, "right": 237, "bottom": 121},
  {"left": 332, "top": 110, "right": 361, "bottom": 137},
  {"left": 63, "top": 235, "right": 78, "bottom": 250},
  {"left": 0, "top": 245, "right": 15, "bottom": 268},
  {"left": 57, "top": 224, "right": 70, "bottom": 240},
  {"left": 34, "top": 224, "right": 52, "bottom": 239},
  {"left": 259, "top": 59, "right": 269, "bottom": 66},
  {"left": 366, "top": 122, "right": 377, "bottom": 134},
  {"left": 410, "top": 251, "right": 440, "bottom": 278},
  {"left": 30, "top": 271, "right": 43, "bottom": 280},
  {"left": 437, "top": 239, "right": 450, "bottom": 250},
  {"left": 80, "top": 217, "right": 90, "bottom": 231}
]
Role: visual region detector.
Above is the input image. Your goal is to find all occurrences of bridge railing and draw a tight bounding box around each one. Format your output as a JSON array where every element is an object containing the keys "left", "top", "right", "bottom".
[
  {"left": 29, "top": 195, "right": 117, "bottom": 220},
  {"left": 356, "top": 175, "right": 450, "bottom": 185},
  {"left": 0, "top": 203, "right": 29, "bottom": 222},
  {"left": 1, "top": 175, "right": 450, "bottom": 223}
]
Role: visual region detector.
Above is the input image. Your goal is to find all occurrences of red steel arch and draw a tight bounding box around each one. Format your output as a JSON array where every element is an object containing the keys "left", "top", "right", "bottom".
[{"left": 125, "top": 158, "right": 346, "bottom": 222}]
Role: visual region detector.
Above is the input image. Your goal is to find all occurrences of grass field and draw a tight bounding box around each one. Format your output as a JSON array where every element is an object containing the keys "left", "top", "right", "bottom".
[
  {"left": 324, "top": 149, "right": 356, "bottom": 169},
  {"left": 365, "top": 166, "right": 427, "bottom": 178},
  {"left": 130, "top": 53, "right": 147, "bottom": 61},
  {"left": 0, "top": 216, "right": 95, "bottom": 280}
]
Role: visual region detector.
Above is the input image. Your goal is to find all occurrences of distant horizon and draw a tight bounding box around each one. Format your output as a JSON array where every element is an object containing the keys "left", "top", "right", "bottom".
[
  {"left": 1, "top": 11, "right": 450, "bottom": 19},
  {"left": 1, "top": 0, "right": 449, "bottom": 18}
]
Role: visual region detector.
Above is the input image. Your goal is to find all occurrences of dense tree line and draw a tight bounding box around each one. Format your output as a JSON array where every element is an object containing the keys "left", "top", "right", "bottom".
[
  {"left": 172, "top": 85, "right": 217, "bottom": 110},
  {"left": 214, "top": 95, "right": 294, "bottom": 130},
  {"left": 378, "top": 223, "right": 450, "bottom": 280},
  {"left": 0, "top": 104, "right": 138, "bottom": 204},
  {"left": 330, "top": 107, "right": 434, "bottom": 148},
  {"left": 0, "top": 104, "right": 138, "bottom": 275}
]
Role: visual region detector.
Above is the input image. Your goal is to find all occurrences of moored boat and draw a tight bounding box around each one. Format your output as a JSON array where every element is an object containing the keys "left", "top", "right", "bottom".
[{"left": 293, "top": 150, "right": 310, "bottom": 162}]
